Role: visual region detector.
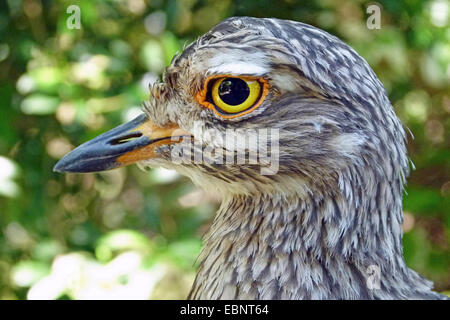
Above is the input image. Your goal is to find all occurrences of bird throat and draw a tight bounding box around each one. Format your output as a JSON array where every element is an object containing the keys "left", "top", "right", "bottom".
[{"left": 188, "top": 178, "right": 439, "bottom": 299}]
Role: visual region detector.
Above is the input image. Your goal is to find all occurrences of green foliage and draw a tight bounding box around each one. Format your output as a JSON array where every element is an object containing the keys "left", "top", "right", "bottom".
[{"left": 0, "top": 0, "right": 448, "bottom": 299}]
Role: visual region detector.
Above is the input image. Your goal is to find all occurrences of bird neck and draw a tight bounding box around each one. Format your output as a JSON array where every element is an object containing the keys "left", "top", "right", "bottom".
[{"left": 189, "top": 172, "right": 438, "bottom": 299}]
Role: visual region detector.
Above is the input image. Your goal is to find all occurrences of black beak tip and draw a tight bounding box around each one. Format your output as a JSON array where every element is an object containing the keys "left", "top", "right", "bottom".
[
  {"left": 53, "top": 154, "right": 120, "bottom": 173},
  {"left": 52, "top": 147, "right": 96, "bottom": 173},
  {"left": 53, "top": 156, "right": 79, "bottom": 173},
  {"left": 52, "top": 114, "right": 150, "bottom": 174},
  {"left": 53, "top": 160, "right": 74, "bottom": 173},
  {"left": 53, "top": 162, "right": 63, "bottom": 173}
]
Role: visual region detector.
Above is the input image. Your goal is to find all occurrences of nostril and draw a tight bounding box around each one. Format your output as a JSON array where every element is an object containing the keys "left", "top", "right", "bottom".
[{"left": 110, "top": 132, "right": 143, "bottom": 145}]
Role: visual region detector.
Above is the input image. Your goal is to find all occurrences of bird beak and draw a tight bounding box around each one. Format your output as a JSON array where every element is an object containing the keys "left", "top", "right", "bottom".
[{"left": 53, "top": 114, "right": 190, "bottom": 173}]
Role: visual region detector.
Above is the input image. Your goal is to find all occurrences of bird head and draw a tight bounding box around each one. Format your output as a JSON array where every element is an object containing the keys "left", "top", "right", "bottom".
[{"left": 54, "top": 17, "right": 408, "bottom": 197}]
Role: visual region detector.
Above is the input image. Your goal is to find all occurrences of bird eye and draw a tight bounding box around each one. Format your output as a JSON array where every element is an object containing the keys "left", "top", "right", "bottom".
[
  {"left": 196, "top": 76, "right": 269, "bottom": 119},
  {"left": 212, "top": 77, "right": 260, "bottom": 114}
]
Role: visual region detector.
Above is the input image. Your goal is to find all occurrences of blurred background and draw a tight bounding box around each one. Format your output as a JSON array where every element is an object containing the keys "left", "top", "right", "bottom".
[{"left": 0, "top": 0, "right": 448, "bottom": 299}]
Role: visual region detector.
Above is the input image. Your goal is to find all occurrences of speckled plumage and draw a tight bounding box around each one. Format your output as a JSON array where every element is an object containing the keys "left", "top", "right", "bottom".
[{"left": 139, "top": 17, "right": 447, "bottom": 299}]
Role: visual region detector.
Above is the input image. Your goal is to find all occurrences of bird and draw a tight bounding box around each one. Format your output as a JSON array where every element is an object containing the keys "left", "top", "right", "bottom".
[{"left": 54, "top": 17, "right": 448, "bottom": 300}]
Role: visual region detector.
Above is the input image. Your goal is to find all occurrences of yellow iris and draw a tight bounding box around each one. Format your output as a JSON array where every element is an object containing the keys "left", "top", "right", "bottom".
[{"left": 211, "top": 77, "right": 261, "bottom": 114}]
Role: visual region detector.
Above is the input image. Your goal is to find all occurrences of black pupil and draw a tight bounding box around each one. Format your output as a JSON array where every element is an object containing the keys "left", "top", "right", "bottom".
[{"left": 218, "top": 78, "right": 250, "bottom": 106}]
